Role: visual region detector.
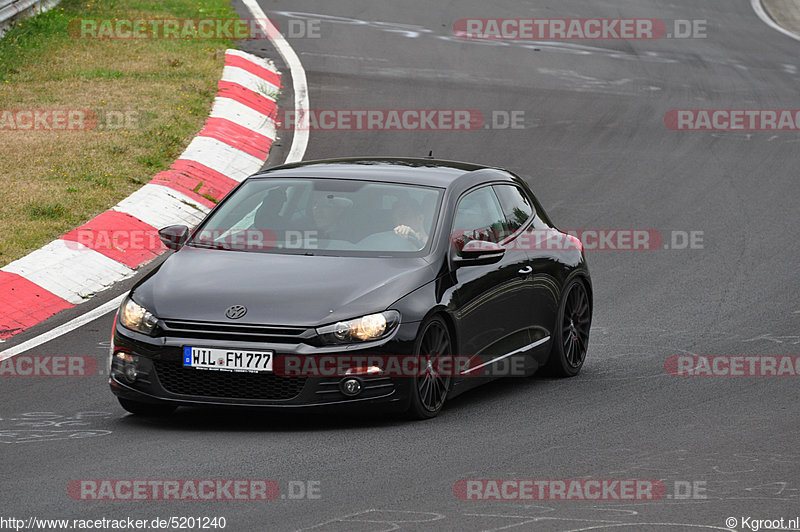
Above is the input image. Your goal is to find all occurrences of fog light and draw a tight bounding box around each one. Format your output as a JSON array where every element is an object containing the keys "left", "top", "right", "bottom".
[
  {"left": 123, "top": 362, "right": 138, "bottom": 383},
  {"left": 115, "top": 352, "right": 139, "bottom": 384},
  {"left": 340, "top": 378, "right": 362, "bottom": 397}
]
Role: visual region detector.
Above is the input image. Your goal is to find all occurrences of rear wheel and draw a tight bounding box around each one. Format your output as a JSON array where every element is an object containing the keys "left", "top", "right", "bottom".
[
  {"left": 406, "top": 316, "right": 452, "bottom": 419},
  {"left": 545, "top": 279, "right": 591, "bottom": 377},
  {"left": 118, "top": 398, "right": 177, "bottom": 416}
]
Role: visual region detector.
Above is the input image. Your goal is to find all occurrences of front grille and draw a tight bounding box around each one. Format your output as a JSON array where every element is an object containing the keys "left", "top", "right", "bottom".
[
  {"left": 153, "top": 361, "right": 306, "bottom": 400},
  {"left": 161, "top": 320, "right": 313, "bottom": 344}
]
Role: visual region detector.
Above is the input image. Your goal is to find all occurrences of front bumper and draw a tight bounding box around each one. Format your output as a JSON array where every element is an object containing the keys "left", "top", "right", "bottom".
[{"left": 109, "top": 320, "right": 421, "bottom": 411}]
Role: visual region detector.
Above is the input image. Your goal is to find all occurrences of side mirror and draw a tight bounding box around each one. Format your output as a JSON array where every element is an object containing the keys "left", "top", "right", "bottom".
[
  {"left": 159, "top": 225, "right": 189, "bottom": 251},
  {"left": 452, "top": 240, "right": 506, "bottom": 267}
]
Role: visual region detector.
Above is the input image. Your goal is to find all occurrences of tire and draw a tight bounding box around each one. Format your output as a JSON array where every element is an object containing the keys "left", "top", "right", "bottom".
[
  {"left": 544, "top": 278, "right": 591, "bottom": 377},
  {"left": 405, "top": 316, "right": 453, "bottom": 420},
  {"left": 118, "top": 397, "right": 177, "bottom": 416}
]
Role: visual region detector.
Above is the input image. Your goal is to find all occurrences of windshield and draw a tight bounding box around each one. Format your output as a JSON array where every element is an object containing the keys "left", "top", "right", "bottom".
[{"left": 188, "top": 177, "right": 443, "bottom": 256}]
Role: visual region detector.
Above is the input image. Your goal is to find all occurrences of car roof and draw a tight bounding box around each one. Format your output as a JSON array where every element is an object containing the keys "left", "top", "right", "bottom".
[{"left": 248, "top": 157, "right": 515, "bottom": 189}]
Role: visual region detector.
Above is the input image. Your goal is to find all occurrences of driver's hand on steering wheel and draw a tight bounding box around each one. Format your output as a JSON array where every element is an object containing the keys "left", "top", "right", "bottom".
[
  {"left": 394, "top": 224, "right": 418, "bottom": 240},
  {"left": 394, "top": 225, "right": 426, "bottom": 248}
]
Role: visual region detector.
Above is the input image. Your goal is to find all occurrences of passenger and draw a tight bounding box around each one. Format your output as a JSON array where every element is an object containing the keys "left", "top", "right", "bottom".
[{"left": 311, "top": 193, "right": 352, "bottom": 241}]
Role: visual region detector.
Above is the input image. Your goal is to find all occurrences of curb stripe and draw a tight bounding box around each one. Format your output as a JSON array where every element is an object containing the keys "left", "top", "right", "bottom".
[
  {"left": 177, "top": 136, "right": 264, "bottom": 182},
  {"left": 220, "top": 65, "right": 280, "bottom": 98},
  {"left": 2, "top": 240, "right": 134, "bottom": 305},
  {"left": 112, "top": 183, "right": 210, "bottom": 229},
  {"left": 0, "top": 273, "right": 74, "bottom": 340},
  {"left": 209, "top": 96, "right": 277, "bottom": 137},
  {"left": 217, "top": 80, "right": 278, "bottom": 117},
  {"left": 199, "top": 116, "right": 274, "bottom": 160},
  {"left": 61, "top": 211, "right": 165, "bottom": 269},
  {"left": 225, "top": 48, "right": 278, "bottom": 67},
  {"left": 224, "top": 53, "right": 281, "bottom": 87},
  {"left": 169, "top": 160, "right": 239, "bottom": 200},
  {"left": 150, "top": 170, "right": 218, "bottom": 209}
]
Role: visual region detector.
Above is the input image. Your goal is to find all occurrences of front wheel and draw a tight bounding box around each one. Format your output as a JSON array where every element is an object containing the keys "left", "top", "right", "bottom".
[
  {"left": 118, "top": 397, "right": 177, "bottom": 416},
  {"left": 405, "top": 316, "right": 453, "bottom": 420},
  {"left": 544, "top": 278, "right": 591, "bottom": 377}
]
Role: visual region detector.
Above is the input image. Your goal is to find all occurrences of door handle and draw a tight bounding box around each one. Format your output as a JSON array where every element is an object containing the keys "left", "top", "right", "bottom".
[{"left": 518, "top": 266, "right": 532, "bottom": 275}]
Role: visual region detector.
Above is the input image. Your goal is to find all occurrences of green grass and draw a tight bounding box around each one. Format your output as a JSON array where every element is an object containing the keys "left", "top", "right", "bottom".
[
  {"left": 72, "top": 68, "right": 126, "bottom": 80},
  {"left": 0, "top": 0, "right": 241, "bottom": 267},
  {"left": 24, "top": 202, "right": 67, "bottom": 220}
]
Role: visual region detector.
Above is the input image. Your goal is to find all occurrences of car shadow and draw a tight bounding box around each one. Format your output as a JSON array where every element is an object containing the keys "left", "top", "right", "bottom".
[
  {"left": 114, "top": 374, "right": 579, "bottom": 432},
  {"left": 115, "top": 405, "right": 408, "bottom": 432}
]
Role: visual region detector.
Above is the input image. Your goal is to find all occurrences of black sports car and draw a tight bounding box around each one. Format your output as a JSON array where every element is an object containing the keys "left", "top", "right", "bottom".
[{"left": 109, "top": 157, "right": 592, "bottom": 419}]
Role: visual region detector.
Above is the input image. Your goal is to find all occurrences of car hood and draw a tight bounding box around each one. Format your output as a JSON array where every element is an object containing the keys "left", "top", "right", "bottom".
[{"left": 132, "top": 247, "right": 436, "bottom": 327}]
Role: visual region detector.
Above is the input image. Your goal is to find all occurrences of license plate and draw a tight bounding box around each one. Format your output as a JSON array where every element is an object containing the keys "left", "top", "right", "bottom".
[{"left": 183, "top": 347, "right": 273, "bottom": 373}]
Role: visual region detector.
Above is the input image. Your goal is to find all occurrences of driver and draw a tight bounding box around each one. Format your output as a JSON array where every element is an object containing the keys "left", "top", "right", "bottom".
[{"left": 392, "top": 198, "right": 428, "bottom": 247}]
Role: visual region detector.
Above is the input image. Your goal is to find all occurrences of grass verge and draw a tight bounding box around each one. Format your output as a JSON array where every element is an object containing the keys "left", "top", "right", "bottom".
[{"left": 0, "top": 0, "right": 239, "bottom": 267}]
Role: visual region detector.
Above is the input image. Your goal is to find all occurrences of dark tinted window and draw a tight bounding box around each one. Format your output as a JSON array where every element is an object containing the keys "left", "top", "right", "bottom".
[
  {"left": 451, "top": 186, "right": 506, "bottom": 253},
  {"left": 493, "top": 184, "right": 533, "bottom": 233},
  {"left": 189, "top": 178, "right": 441, "bottom": 256}
]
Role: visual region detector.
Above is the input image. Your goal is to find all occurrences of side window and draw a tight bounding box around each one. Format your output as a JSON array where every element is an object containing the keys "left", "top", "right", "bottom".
[
  {"left": 451, "top": 186, "right": 506, "bottom": 254},
  {"left": 493, "top": 184, "right": 533, "bottom": 235}
]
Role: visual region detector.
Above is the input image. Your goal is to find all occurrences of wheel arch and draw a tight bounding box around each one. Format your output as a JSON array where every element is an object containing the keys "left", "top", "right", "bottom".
[
  {"left": 565, "top": 269, "right": 593, "bottom": 313},
  {"left": 417, "top": 306, "right": 459, "bottom": 358},
  {"left": 415, "top": 306, "right": 460, "bottom": 392}
]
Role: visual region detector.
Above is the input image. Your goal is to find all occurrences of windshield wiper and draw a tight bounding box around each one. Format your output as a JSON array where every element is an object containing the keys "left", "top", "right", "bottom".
[{"left": 188, "top": 241, "right": 230, "bottom": 250}]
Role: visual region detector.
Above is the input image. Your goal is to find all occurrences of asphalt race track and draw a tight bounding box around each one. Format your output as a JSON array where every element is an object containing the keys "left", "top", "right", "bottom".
[{"left": 2, "top": 0, "right": 799, "bottom": 530}]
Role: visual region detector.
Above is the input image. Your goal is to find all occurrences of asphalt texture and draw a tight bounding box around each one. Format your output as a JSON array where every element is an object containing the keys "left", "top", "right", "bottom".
[{"left": 1, "top": 0, "right": 799, "bottom": 530}]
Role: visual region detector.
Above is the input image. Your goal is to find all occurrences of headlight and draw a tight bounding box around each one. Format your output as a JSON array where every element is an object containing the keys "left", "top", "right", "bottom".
[
  {"left": 316, "top": 311, "right": 400, "bottom": 344},
  {"left": 118, "top": 297, "right": 159, "bottom": 335}
]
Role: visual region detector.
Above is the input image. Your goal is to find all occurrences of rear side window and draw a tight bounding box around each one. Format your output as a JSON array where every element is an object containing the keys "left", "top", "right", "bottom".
[
  {"left": 493, "top": 184, "right": 533, "bottom": 234},
  {"left": 451, "top": 186, "right": 506, "bottom": 253}
]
